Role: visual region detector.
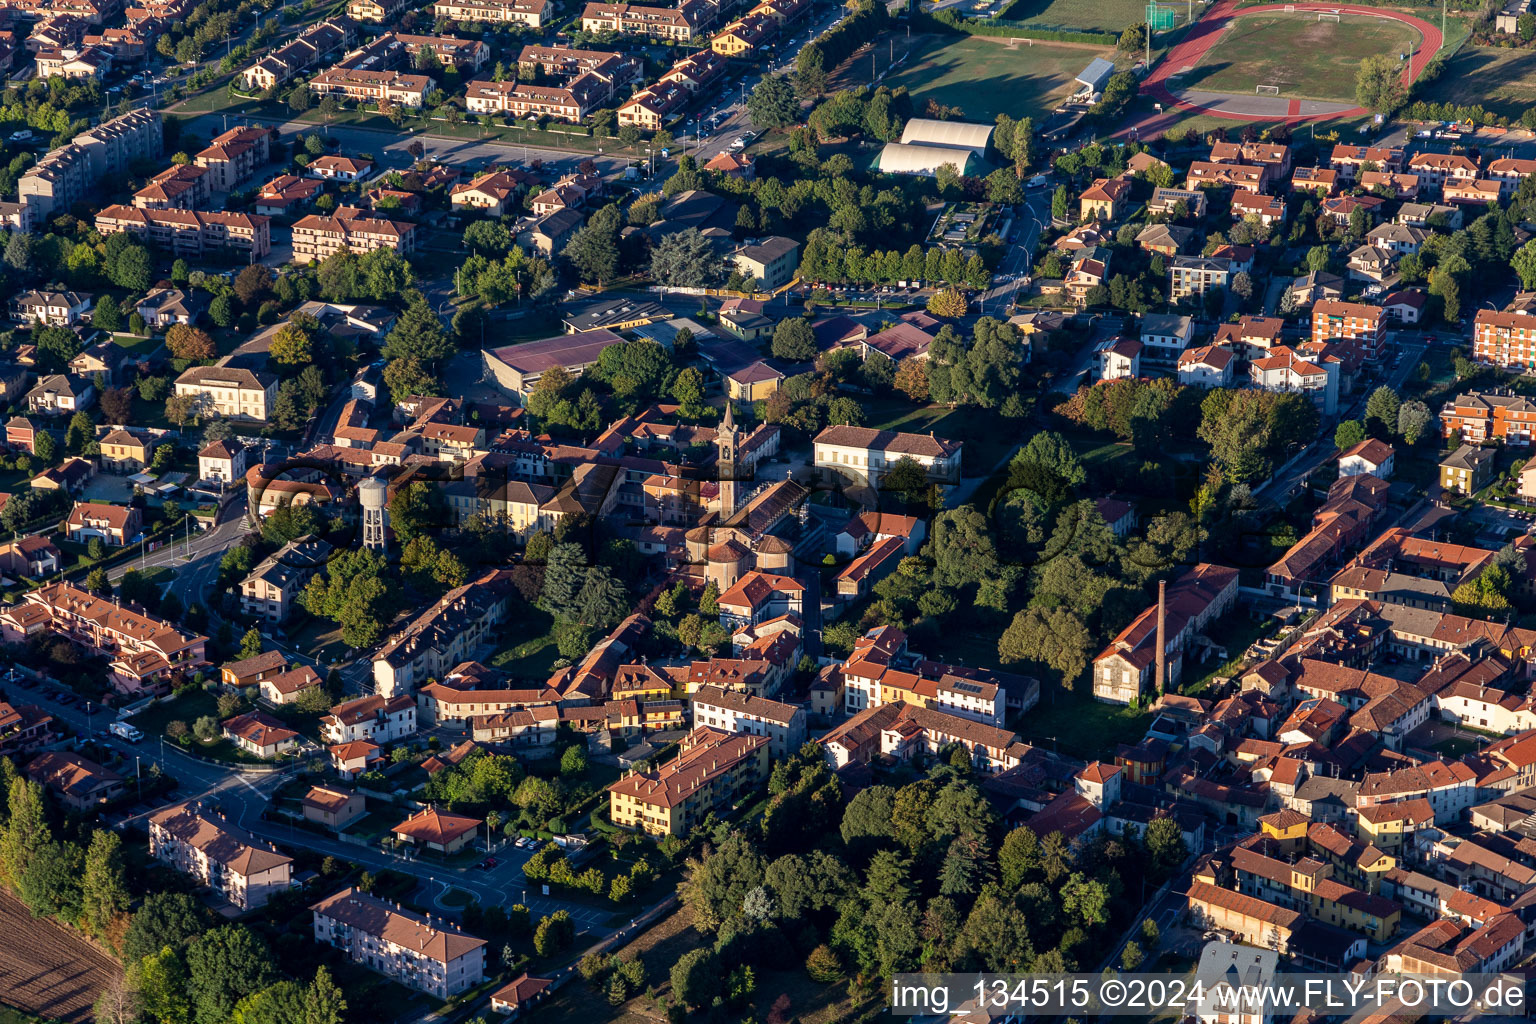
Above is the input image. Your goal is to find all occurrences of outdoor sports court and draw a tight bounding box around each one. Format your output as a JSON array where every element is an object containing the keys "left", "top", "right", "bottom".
[{"left": 1141, "top": 0, "right": 1442, "bottom": 122}]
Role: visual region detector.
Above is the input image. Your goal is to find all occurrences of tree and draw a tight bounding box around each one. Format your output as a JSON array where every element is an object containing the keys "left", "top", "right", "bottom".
[
  {"left": 649, "top": 228, "right": 724, "bottom": 287},
  {"left": 894, "top": 357, "right": 929, "bottom": 401},
  {"left": 65, "top": 410, "right": 93, "bottom": 454},
  {"left": 795, "top": 43, "right": 827, "bottom": 97},
  {"left": 233, "top": 265, "right": 273, "bottom": 308},
  {"left": 1364, "top": 386, "right": 1400, "bottom": 437},
  {"left": 1142, "top": 816, "right": 1185, "bottom": 872},
  {"left": 185, "top": 925, "right": 277, "bottom": 1024},
  {"left": 239, "top": 627, "right": 263, "bottom": 660},
  {"left": 81, "top": 830, "right": 130, "bottom": 943},
  {"left": 1121, "top": 940, "right": 1144, "bottom": 971},
  {"left": 111, "top": 245, "right": 153, "bottom": 291},
  {"left": 986, "top": 167, "right": 1023, "bottom": 204},
  {"left": 998, "top": 606, "right": 1093, "bottom": 686},
  {"left": 1051, "top": 184, "right": 1069, "bottom": 219},
  {"left": 771, "top": 317, "right": 816, "bottom": 361},
  {"left": 93, "top": 977, "right": 142, "bottom": 1024},
  {"left": 268, "top": 320, "right": 315, "bottom": 366},
  {"left": 532, "top": 910, "right": 574, "bottom": 956},
  {"left": 670, "top": 949, "right": 720, "bottom": 1010},
  {"left": 1513, "top": 239, "right": 1536, "bottom": 290},
  {"left": 209, "top": 293, "right": 235, "bottom": 328},
  {"left": 565, "top": 208, "right": 621, "bottom": 288},
  {"left": 927, "top": 286, "right": 968, "bottom": 318},
  {"left": 36, "top": 325, "right": 82, "bottom": 372},
  {"left": 747, "top": 75, "right": 798, "bottom": 129},
  {"left": 93, "top": 295, "right": 122, "bottom": 332},
  {"left": 1355, "top": 53, "right": 1405, "bottom": 114},
  {"left": 100, "top": 387, "right": 134, "bottom": 424},
  {"left": 0, "top": 777, "right": 50, "bottom": 891},
  {"left": 805, "top": 944, "right": 841, "bottom": 983},
  {"left": 133, "top": 947, "right": 191, "bottom": 1024},
  {"left": 463, "top": 220, "right": 513, "bottom": 256},
  {"left": 998, "top": 826, "right": 1040, "bottom": 891},
  {"left": 166, "top": 324, "right": 217, "bottom": 362},
  {"left": 302, "top": 966, "right": 347, "bottom": 1024},
  {"left": 1398, "top": 399, "right": 1432, "bottom": 445},
  {"left": 383, "top": 298, "right": 452, "bottom": 366},
  {"left": 1334, "top": 419, "right": 1366, "bottom": 451},
  {"left": 123, "top": 892, "right": 208, "bottom": 964},
  {"left": 383, "top": 355, "right": 441, "bottom": 405}
]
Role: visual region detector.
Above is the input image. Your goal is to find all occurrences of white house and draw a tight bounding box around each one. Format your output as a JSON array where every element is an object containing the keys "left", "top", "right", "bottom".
[
  {"left": 1177, "top": 345, "right": 1235, "bottom": 388},
  {"left": 1138, "top": 313, "right": 1195, "bottom": 364},
  {"left": 1338, "top": 438, "right": 1395, "bottom": 480},
  {"left": 1099, "top": 338, "right": 1142, "bottom": 380}
]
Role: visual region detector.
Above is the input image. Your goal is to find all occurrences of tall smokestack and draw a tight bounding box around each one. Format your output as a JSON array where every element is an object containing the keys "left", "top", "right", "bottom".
[{"left": 1154, "top": 579, "right": 1167, "bottom": 695}]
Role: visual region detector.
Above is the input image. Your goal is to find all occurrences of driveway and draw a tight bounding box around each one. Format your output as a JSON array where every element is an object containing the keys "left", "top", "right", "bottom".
[{"left": 80, "top": 474, "right": 134, "bottom": 503}]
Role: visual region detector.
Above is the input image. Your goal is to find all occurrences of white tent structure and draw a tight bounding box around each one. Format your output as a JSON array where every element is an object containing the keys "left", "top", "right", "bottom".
[
  {"left": 897, "top": 118, "right": 994, "bottom": 157},
  {"left": 875, "top": 142, "right": 978, "bottom": 177}
]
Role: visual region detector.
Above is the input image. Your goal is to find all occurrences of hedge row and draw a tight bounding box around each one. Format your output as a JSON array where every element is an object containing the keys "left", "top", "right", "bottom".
[{"left": 916, "top": 9, "right": 1117, "bottom": 44}]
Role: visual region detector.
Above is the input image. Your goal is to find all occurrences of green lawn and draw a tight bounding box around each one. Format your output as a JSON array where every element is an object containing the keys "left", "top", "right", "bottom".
[
  {"left": 1018, "top": 688, "right": 1151, "bottom": 761},
  {"left": 110, "top": 333, "right": 160, "bottom": 356},
  {"left": 882, "top": 33, "right": 1116, "bottom": 122},
  {"left": 1183, "top": 12, "right": 1421, "bottom": 100},
  {"left": 1414, "top": 44, "right": 1536, "bottom": 119},
  {"left": 1180, "top": 612, "right": 1271, "bottom": 697},
  {"left": 487, "top": 606, "right": 563, "bottom": 681},
  {"left": 992, "top": 0, "right": 1169, "bottom": 33}
]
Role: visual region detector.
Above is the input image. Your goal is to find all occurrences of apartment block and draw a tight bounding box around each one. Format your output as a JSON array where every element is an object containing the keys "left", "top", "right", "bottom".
[
  {"left": 1473, "top": 308, "right": 1536, "bottom": 370},
  {"left": 581, "top": 0, "right": 707, "bottom": 39},
  {"left": 1311, "top": 299, "right": 1385, "bottom": 363},
  {"left": 1167, "top": 255, "right": 1231, "bottom": 300},
  {"left": 292, "top": 206, "right": 416, "bottom": 262},
  {"left": 311, "top": 887, "right": 486, "bottom": 997},
  {"left": 689, "top": 684, "right": 805, "bottom": 758},
  {"left": 94, "top": 205, "right": 271, "bottom": 261},
  {"left": 432, "top": 0, "right": 549, "bottom": 25},
  {"left": 308, "top": 67, "right": 435, "bottom": 108},
  {"left": 321, "top": 693, "right": 417, "bottom": 744},
  {"left": 133, "top": 163, "right": 212, "bottom": 210},
  {"left": 149, "top": 801, "right": 292, "bottom": 909},
  {"left": 813, "top": 425, "right": 962, "bottom": 489},
  {"left": 19, "top": 108, "right": 162, "bottom": 217},
  {"left": 463, "top": 76, "right": 604, "bottom": 122},
  {"left": 1439, "top": 387, "right": 1536, "bottom": 444},
  {"left": 194, "top": 126, "right": 272, "bottom": 192},
  {"left": 608, "top": 726, "right": 769, "bottom": 835}
]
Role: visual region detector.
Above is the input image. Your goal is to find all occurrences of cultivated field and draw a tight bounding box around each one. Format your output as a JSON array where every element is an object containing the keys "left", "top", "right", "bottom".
[
  {"left": 1183, "top": 12, "right": 1421, "bottom": 100},
  {"left": 0, "top": 890, "right": 122, "bottom": 1024},
  {"left": 883, "top": 33, "right": 1116, "bottom": 122},
  {"left": 990, "top": 0, "right": 1173, "bottom": 34},
  {"left": 1414, "top": 45, "right": 1536, "bottom": 118}
]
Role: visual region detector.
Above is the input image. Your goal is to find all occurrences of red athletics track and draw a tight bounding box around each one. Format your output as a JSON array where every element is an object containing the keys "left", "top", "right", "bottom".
[{"left": 1136, "top": 1, "right": 1442, "bottom": 124}]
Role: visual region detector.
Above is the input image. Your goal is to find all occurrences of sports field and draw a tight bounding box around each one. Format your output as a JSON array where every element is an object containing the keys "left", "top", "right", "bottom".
[
  {"left": 883, "top": 33, "right": 1117, "bottom": 122},
  {"left": 1183, "top": 12, "right": 1421, "bottom": 100},
  {"left": 1414, "top": 45, "right": 1536, "bottom": 119},
  {"left": 991, "top": 0, "right": 1178, "bottom": 34}
]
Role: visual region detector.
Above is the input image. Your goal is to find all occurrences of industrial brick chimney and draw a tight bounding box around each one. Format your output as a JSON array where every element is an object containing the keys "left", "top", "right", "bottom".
[{"left": 1154, "top": 579, "right": 1167, "bottom": 695}]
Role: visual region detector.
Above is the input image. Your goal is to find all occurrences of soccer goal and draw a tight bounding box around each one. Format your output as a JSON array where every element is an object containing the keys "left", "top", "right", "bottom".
[
  {"left": 1256, "top": 84, "right": 1281, "bottom": 95},
  {"left": 1317, "top": 10, "right": 1340, "bottom": 20},
  {"left": 1283, "top": 3, "right": 1294, "bottom": 9}
]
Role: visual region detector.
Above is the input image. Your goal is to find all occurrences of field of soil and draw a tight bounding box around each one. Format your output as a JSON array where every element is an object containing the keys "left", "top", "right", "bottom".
[{"left": 0, "top": 889, "right": 122, "bottom": 1023}]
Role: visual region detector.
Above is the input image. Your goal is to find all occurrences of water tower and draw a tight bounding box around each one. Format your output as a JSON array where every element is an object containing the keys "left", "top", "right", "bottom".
[{"left": 359, "top": 476, "right": 389, "bottom": 554}]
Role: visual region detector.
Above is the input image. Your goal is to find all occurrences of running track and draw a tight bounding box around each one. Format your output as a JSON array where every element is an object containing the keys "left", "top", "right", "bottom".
[{"left": 1137, "top": 0, "right": 1443, "bottom": 123}]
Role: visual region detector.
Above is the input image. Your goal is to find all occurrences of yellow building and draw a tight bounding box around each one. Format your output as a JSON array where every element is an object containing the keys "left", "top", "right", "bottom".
[
  {"left": 1079, "top": 176, "right": 1130, "bottom": 221},
  {"left": 1355, "top": 798, "right": 1434, "bottom": 852},
  {"left": 1306, "top": 879, "right": 1401, "bottom": 941},
  {"left": 608, "top": 726, "right": 768, "bottom": 836},
  {"left": 1257, "top": 808, "right": 1309, "bottom": 853},
  {"left": 1187, "top": 880, "right": 1299, "bottom": 953}
]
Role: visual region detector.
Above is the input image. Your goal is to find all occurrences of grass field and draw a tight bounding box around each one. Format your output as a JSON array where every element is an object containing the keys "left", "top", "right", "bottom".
[
  {"left": 1414, "top": 45, "right": 1536, "bottom": 118},
  {"left": 1018, "top": 688, "right": 1150, "bottom": 760},
  {"left": 883, "top": 33, "right": 1116, "bottom": 122},
  {"left": 1185, "top": 13, "right": 1421, "bottom": 100},
  {"left": 992, "top": 0, "right": 1171, "bottom": 34}
]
